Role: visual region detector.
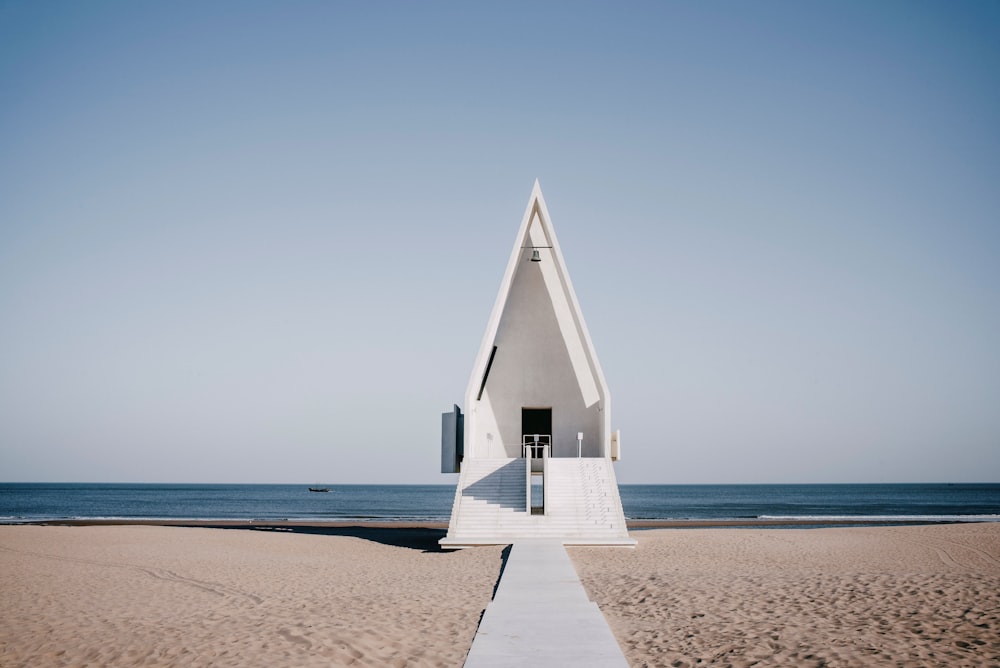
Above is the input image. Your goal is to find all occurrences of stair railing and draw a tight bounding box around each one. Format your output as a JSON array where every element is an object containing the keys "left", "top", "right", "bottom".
[
  {"left": 521, "top": 434, "right": 551, "bottom": 459},
  {"left": 542, "top": 445, "right": 549, "bottom": 514},
  {"left": 521, "top": 435, "right": 551, "bottom": 515},
  {"left": 525, "top": 454, "right": 531, "bottom": 513}
]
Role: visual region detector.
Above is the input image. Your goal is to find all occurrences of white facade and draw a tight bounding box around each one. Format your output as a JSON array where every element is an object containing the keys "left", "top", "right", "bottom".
[
  {"left": 465, "top": 181, "right": 612, "bottom": 461},
  {"left": 440, "top": 182, "right": 633, "bottom": 548}
]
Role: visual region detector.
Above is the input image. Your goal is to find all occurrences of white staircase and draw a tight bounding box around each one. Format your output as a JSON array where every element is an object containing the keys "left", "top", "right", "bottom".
[{"left": 440, "top": 458, "right": 635, "bottom": 548}]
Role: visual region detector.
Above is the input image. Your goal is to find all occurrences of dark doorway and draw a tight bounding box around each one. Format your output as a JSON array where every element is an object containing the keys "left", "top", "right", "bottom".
[
  {"left": 522, "top": 408, "right": 552, "bottom": 438},
  {"left": 521, "top": 408, "right": 552, "bottom": 458}
]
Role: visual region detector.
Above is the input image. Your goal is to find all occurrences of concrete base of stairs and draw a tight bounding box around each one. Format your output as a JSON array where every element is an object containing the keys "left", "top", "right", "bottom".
[
  {"left": 463, "top": 540, "right": 630, "bottom": 667},
  {"left": 441, "top": 536, "right": 636, "bottom": 549},
  {"left": 441, "top": 457, "right": 637, "bottom": 550}
]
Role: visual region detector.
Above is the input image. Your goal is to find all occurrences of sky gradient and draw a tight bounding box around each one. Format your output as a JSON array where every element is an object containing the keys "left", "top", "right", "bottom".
[{"left": 1, "top": 1, "right": 998, "bottom": 484}]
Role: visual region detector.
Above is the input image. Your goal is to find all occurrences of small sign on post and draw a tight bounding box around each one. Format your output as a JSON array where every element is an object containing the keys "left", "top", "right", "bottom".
[{"left": 577, "top": 432, "right": 583, "bottom": 457}]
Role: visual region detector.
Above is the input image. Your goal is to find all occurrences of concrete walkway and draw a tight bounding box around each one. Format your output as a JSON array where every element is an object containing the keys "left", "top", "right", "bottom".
[{"left": 464, "top": 541, "right": 630, "bottom": 668}]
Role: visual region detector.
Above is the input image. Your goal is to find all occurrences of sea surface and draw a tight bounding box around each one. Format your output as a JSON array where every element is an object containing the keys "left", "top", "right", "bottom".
[{"left": 2, "top": 482, "right": 999, "bottom": 524}]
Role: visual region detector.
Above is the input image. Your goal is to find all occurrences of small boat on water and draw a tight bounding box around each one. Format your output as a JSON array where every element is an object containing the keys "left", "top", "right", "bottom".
[{"left": 308, "top": 487, "right": 329, "bottom": 493}]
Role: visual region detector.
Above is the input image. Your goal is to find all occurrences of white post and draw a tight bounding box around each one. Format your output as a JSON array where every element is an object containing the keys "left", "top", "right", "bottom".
[
  {"left": 525, "top": 451, "right": 532, "bottom": 512},
  {"left": 542, "top": 445, "right": 549, "bottom": 515},
  {"left": 577, "top": 432, "right": 583, "bottom": 458}
]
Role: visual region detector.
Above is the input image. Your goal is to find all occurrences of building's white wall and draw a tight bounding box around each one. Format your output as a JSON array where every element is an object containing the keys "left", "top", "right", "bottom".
[
  {"left": 527, "top": 221, "right": 602, "bottom": 409},
  {"left": 471, "top": 389, "right": 503, "bottom": 458},
  {"left": 469, "top": 223, "right": 605, "bottom": 458}
]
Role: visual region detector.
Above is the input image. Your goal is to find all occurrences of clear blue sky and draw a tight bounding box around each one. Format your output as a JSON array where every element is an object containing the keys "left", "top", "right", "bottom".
[{"left": 1, "top": 1, "right": 998, "bottom": 484}]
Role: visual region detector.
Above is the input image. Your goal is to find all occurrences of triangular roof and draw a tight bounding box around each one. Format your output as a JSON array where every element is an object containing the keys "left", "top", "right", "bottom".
[{"left": 465, "top": 180, "right": 609, "bottom": 412}]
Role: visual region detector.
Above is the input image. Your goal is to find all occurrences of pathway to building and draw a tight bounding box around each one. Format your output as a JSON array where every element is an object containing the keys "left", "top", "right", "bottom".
[{"left": 463, "top": 540, "right": 630, "bottom": 668}]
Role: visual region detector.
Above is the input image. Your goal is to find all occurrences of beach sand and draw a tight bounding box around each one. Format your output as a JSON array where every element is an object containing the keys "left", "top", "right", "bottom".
[
  {"left": 2, "top": 523, "right": 998, "bottom": 667},
  {"left": 0, "top": 525, "right": 503, "bottom": 667},
  {"left": 571, "top": 523, "right": 1000, "bottom": 667}
]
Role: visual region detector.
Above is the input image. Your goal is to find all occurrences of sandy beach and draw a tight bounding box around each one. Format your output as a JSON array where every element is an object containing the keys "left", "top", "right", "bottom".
[
  {"left": 2, "top": 523, "right": 998, "bottom": 667},
  {"left": 0, "top": 525, "right": 503, "bottom": 667},
  {"left": 572, "top": 523, "right": 1000, "bottom": 667}
]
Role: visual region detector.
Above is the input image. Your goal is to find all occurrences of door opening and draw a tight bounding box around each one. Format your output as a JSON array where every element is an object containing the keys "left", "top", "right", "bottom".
[{"left": 521, "top": 408, "right": 552, "bottom": 458}]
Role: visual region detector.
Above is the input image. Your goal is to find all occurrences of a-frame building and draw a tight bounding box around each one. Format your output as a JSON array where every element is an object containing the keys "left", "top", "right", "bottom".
[{"left": 440, "top": 182, "right": 634, "bottom": 548}]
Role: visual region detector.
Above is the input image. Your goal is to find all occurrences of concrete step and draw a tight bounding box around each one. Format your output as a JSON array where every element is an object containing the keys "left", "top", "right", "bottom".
[{"left": 444, "top": 457, "right": 634, "bottom": 548}]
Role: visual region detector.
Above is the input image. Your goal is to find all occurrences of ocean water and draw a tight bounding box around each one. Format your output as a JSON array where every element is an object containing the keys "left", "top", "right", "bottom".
[
  {"left": 622, "top": 483, "right": 1000, "bottom": 523},
  {"left": 2, "top": 482, "right": 999, "bottom": 524}
]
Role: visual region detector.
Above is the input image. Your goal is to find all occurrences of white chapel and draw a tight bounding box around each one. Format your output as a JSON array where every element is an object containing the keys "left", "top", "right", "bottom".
[{"left": 440, "top": 182, "right": 635, "bottom": 548}]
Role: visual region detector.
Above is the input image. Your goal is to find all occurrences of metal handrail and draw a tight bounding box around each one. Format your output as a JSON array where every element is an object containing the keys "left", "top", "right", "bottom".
[{"left": 521, "top": 434, "right": 551, "bottom": 459}]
